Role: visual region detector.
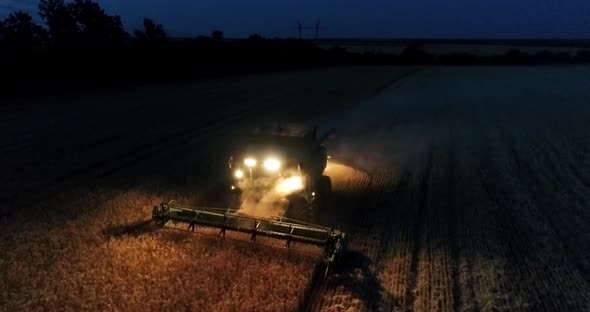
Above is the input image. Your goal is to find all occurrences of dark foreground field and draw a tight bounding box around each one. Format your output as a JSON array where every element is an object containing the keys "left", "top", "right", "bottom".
[{"left": 1, "top": 66, "right": 590, "bottom": 311}]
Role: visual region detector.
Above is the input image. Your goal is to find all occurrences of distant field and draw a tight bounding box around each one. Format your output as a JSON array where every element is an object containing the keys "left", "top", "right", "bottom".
[
  {"left": 422, "top": 44, "right": 581, "bottom": 56},
  {"left": 317, "top": 41, "right": 584, "bottom": 56},
  {"left": 2, "top": 65, "right": 590, "bottom": 311}
]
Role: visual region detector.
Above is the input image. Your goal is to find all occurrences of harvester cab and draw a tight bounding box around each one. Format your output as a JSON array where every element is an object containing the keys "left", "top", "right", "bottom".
[{"left": 227, "top": 125, "right": 332, "bottom": 220}]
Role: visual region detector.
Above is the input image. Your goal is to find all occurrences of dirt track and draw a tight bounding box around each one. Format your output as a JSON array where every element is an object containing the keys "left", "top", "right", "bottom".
[{"left": 2, "top": 66, "right": 590, "bottom": 311}]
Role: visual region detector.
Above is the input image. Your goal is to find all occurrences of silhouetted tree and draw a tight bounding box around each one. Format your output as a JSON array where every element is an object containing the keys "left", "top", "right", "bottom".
[
  {"left": 134, "top": 18, "right": 168, "bottom": 42},
  {"left": 554, "top": 51, "right": 572, "bottom": 63},
  {"left": 39, "top": 0, "right": 78, "bottom": 46},
  {"left": 0, "top": 19, "right": 5, "bottom": 43},
  {"left": 437, "top": 52, "right": 480, "bottom": 65},
  {"left": 248, "top": 33, "right": 263, "bottom": 41},
  {"left": 575, "top": 50, "right": 590, "bottom": 63},
  {"left": 39, "top": 0, "right": 127, "bottom": 48},
  {"left": 211, "top": 29, "right": 224, "bottom": 41},
  {"left": 534, "top": 50, "right": 555, "bottom": 64},
  {"left": 69, "top": 0, "right": 128, "bottom": 45},
  {"left": 0, "top": 11, "right": 46, "bottom": 50},
  {"left": 400, "top": 43, "right": 435, "bottom": 64}
]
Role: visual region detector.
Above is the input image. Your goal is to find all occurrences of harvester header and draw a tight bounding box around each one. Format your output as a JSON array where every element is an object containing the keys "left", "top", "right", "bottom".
[{"left": 152, "top": 201, "right": 346, "bottom": 275}]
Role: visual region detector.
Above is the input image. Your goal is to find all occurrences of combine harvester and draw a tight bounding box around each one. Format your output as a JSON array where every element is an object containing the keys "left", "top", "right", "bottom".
[{"left": 151, "top": 125, "right": 346, "bottom": 276}]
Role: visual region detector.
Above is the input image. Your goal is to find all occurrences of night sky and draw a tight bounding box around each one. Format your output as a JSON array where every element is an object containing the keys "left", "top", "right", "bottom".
[{"left": 1, "top": 0, "right": 589, "bottom": 38}]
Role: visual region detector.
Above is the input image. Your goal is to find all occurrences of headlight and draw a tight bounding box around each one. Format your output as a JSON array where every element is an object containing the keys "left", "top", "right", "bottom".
[
  {"left": 234, "top": 169, "right": 244, "bottom": 179},
  {"left": 263, "top": 158, "right": 281, "bottom": 172},
  {"left": 244, "top": 158, "right": 257, "bottom": 167}
]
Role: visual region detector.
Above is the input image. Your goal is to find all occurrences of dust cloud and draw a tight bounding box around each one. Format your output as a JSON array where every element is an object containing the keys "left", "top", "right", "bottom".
[{"left": 236, "top": 172, "right": 304, "bottom": 219}]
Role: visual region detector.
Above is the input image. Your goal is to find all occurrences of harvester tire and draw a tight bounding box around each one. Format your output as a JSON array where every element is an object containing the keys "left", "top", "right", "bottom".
[
  {"left": 286, "top": 196, "right": 312, "bottom": 223},
  {"left": 316, "top": 175, "right": 332, "bottom": 210},
  {"left": 226, "top": 191, "right": 241, "bottom": 212}
]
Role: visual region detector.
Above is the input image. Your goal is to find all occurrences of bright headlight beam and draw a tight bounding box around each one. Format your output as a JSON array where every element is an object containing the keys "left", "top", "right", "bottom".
[
  {"left": 234, "top": 169, "right": 244, "bottom": 179},
  {"left": 284, "top": 176, "right": 303, "bottom": 191},
  {"left": 244, "top": 158, "right": 257, "bottom": 167},
  {"left": 263, "top": 158, "right": 281, "bottom": 172},
  {"left": 276, "top": 176, "right": 304, "bottom": 194}
]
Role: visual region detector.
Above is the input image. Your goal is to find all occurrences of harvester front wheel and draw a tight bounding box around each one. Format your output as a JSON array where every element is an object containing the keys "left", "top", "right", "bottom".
[
  {"left": 286, "top": 197, "right": 312, "bottom": 223},
  {"left": 315, "top": 175, "right": 332, "bottom": 210},
  {"left": 152, "top": 205, "right": 168, "bottom": 227}
]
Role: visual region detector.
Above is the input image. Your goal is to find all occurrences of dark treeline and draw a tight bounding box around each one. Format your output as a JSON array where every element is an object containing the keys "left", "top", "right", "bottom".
[
  {"left": 0, "top": 0, "right": 353, "bottom": 96},
  {"left": 1, "top": 0, "right": 590, "bottom": 96}
]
